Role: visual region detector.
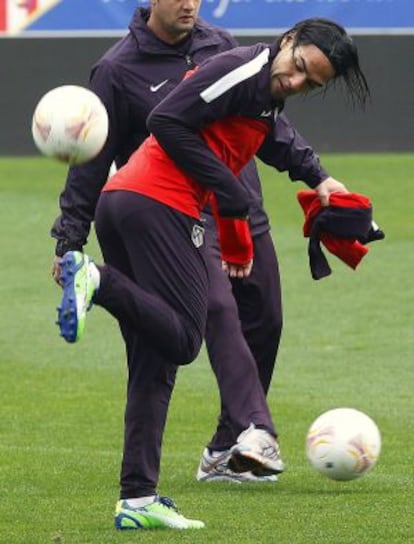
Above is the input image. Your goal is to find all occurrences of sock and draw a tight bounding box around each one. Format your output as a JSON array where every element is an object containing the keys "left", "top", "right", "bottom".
[
  {"left": 124, "top": 496, "right": 156, "bottom": 508},
  {"left": 89, "top": 261, "right": 100, "bottom": 290}
]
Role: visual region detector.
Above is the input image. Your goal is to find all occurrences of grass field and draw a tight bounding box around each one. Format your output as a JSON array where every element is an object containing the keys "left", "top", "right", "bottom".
[{"left": 0, "top": 154, "right": 413, "bottom": 543}]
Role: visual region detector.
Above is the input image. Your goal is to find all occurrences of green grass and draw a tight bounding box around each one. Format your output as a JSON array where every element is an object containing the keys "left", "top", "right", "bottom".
[{"left": 0, "top": 155, "right": 413, "bottom": 543}]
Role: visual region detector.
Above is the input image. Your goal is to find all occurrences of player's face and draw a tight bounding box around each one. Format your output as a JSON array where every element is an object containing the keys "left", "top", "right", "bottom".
[
  {"left": 149, "top": 0, "right": 202, "bottom": 43},
  {"left": 270, "top": 34, "right": 335, "bottom": 101}
]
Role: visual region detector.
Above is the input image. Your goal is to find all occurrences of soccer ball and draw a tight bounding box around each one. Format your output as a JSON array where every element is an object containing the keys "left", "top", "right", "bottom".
[
  {"left": 31, "top": 85, "right": 109, "bottom": 166},
  {"left": 306, "top": 407, "right": 381, "bottom": 481}
]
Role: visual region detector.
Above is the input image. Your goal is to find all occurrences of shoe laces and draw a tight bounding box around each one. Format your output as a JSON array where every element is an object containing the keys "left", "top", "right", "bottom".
[
  {"left": 239, "top": 425, "right": 280, "bottom": 456},
  {"left": 158, "top": 495, "right": 179, "bottom": 513}
]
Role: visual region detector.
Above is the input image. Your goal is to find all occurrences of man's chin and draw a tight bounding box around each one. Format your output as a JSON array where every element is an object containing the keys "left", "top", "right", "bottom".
[{"left": 176, "top": 18, "right": 195, "bottom": 29}]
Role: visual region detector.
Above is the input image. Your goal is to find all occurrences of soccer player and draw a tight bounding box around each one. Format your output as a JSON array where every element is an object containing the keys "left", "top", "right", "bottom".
[
  {"left": 54, "top": 14, "right": 370, "bottom": 529},
  {"left": 51, "top": 0, "right": 336, "bottom": 494},
  {"left": 52, "top": 4, "right": 287, "bottom": 487}
]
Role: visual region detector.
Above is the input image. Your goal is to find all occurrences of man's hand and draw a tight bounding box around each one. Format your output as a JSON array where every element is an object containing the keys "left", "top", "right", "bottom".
[
  {"left": 222, "top": 259, "right": 253, "bottom": 279},
  {"left": 52, "top": 256, "right": 63, "bottom": 286},
  {"left": 315, "top": 176, "right": 348, "bottom": 206}
]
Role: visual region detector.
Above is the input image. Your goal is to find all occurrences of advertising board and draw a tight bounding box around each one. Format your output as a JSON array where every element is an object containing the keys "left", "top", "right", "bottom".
[{"left": 1, "top": 0, "right": 413, "bottom": 36}]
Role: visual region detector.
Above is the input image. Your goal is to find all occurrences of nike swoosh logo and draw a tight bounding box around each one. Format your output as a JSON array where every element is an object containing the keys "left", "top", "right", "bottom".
[{"left": 150, "top": 79, "right": 169, "bottom": 92}]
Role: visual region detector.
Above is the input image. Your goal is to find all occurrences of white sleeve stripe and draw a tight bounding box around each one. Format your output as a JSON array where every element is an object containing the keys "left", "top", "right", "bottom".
[{"left": 200, "top": 48, "right": 270, "bottom": 104}]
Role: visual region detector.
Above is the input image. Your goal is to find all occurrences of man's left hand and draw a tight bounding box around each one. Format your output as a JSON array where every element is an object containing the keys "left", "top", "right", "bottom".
[
  {"left": 315, "top": 176, "right": 348, "bottom": 206},
  {"left": 222, "top": 259, "right": 253, "bottom": 278}
]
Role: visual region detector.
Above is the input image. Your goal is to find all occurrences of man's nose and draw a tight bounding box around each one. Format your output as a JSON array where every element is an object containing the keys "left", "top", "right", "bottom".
[
  {"left": 183, "top": 0, "right": 199, "bottom": 9},
  {"left": 290, "top": 72, "right": 308, "bottom": 93}
]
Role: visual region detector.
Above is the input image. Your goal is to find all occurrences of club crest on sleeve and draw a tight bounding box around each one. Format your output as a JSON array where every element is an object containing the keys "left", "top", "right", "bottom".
[{"left": 191, "top": 224, "right": 205, "bottom": 248}]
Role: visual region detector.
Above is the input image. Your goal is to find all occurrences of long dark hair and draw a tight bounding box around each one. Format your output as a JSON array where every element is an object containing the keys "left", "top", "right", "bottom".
[{"left": 280, "top": 18, "right": 370, "bottom": 108}]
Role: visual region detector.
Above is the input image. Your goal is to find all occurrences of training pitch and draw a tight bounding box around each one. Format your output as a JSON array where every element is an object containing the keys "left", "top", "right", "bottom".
[{"left": 0, "top": 154, "right": 413, "bottom": 543}]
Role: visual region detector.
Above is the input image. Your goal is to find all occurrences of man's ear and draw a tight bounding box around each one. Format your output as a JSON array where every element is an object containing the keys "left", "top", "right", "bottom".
[{"left": 280, "top": 33, "right": 294, "bottom": 49}]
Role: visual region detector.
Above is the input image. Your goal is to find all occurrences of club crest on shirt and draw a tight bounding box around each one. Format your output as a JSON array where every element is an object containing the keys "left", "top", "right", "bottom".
[{"left": 191, "top": 224, "right": 205, "bottom": 248}]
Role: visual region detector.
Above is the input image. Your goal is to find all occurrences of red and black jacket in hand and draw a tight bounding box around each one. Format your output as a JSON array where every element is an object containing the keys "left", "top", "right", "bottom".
[{"left": 298, "top": 190, "right": 384, "bottom": 280}]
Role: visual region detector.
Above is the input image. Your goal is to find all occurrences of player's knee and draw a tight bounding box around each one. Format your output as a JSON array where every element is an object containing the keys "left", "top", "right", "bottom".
[
  {"left": 173, "top": 327, "right": 203, "bottom": 366},
  {"left": 268, "top": 312, "right": 283, "bottom": 340}
]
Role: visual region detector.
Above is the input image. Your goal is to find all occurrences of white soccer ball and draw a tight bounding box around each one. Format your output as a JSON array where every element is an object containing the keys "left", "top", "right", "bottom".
[
  {"left": 31, "top": 85, "right": 109, "bottom": 166},
  {"left": 306, "top": 407, "right": 381, "bottom": 481}
]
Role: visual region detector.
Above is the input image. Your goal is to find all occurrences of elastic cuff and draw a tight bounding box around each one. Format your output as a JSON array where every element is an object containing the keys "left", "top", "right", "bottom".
[{"left": 55, "top": 239, "right": 83, "bottom": 257}]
